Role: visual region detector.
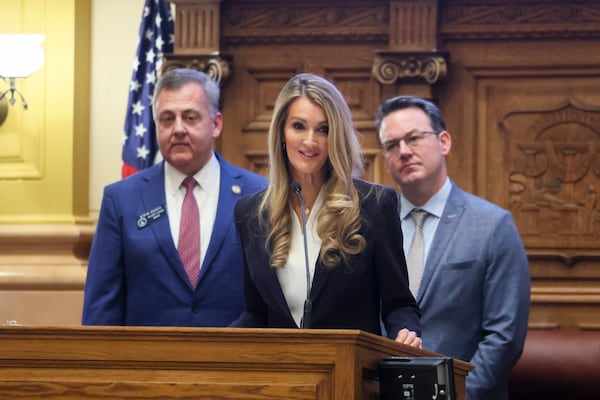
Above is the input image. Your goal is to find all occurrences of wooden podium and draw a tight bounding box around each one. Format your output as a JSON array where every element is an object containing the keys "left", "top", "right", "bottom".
[{"left": 0, "top": 326, "right": 471, "bottom": 399}]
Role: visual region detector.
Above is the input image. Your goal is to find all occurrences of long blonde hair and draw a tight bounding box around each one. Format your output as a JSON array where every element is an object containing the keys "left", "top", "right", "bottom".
[{"left": 260, "top": 73, "right": 366, "bottom": 268}]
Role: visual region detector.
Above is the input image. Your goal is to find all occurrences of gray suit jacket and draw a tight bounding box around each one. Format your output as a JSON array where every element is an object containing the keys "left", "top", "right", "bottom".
[{"left": 410, "top": 182, "right": 530, "bottom": 400}]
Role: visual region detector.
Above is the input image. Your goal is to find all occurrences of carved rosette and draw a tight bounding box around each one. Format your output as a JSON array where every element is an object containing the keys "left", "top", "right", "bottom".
[
  {"left": 161, "top": 55, "right": 233, "bottom": 85},
  {"left": 372, "top": 52, "right": 448, "bottom": 85}
]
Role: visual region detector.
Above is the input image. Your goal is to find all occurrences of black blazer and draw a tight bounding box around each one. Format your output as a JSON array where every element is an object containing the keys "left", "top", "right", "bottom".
[{"left": 231, "top": 179, "right": 421, "bottom": 338}]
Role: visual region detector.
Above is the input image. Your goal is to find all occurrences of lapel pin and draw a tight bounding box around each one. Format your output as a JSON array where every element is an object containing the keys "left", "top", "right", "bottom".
[
  {"left": 232, "top": 185, "right": 241, "bottom": 194},
  {"left": 445, "top": 214, "right": 457, "bottom": 224}
]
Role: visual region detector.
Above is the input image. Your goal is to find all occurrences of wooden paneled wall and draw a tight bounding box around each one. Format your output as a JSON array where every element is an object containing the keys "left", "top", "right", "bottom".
[
  {"left": 438, "top": 1, "right": 600, "bottom": 331},
  {"left": 166, "top": 0, "right": 600, "bottom": 332}
]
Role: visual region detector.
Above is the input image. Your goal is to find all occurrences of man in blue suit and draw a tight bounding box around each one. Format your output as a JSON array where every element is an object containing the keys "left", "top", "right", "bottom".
[
  {"left": 376, "top": 96, "right": 530, "bottom": 400},
  {"left": 82, "top": 69, "right": 267, "bottom": 326}
]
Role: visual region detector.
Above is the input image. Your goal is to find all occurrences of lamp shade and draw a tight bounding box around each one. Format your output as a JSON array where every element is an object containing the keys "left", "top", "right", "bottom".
[{"left": 0, "top": 34, "right": 46, "bottom": 78}]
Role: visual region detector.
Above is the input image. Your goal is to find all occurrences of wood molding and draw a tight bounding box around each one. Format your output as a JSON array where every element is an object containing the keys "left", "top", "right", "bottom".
[
  {"left": 0, "top": 224, "right": 90, "bottom": 325},
  {"left": 221, "top": 3, "right": 388, "bottom": 44},
  {"left": 389, "top": 0, "right": 438, "bottom": 51},
  {"left": 0, "top": 224, "right": 93, "bottom": 288},
  {"left": 441, "top": 2, "right": 600, "bottom": 39},
  {"left": 241, "top": 150, "right": 269, "bottom": 176},
  {"left": 168, "top": 0, "right": 222, "bottom": 54}
]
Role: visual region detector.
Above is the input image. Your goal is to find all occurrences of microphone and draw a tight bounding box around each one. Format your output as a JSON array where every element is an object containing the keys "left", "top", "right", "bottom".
[{"left": 291, "top": 182, "right": 312, "bottom": 329}]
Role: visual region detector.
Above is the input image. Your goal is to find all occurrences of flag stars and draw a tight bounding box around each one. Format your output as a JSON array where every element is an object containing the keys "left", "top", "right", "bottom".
[
  {"left": 137, "top": 145, "right": 150, "bottom": 160},
  {"left": 132, "top": 101, "right": 145, "bottom": 116},
  {"left": 134, "top": 123, "right": 147, "bottom": 137},
  {"left": 155, "top": 36, "right": 164, "bottom": 50},
  {"left": 146, "top": 48, "right": 156, "bottom": 63},
  {"left": 145, "top": 28, "right": 153, "bottom": 41},
  {"left": 129, "top": 80, "right": 142, "bottom": 92},
  {"left": 146, "top": 70, "right": 157, "bottom": 85}
]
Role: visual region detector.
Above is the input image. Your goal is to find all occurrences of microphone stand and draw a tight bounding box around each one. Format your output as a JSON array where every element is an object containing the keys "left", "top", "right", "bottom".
[{"left": 292, "top": 182, "right": 312, "bottom": 329}]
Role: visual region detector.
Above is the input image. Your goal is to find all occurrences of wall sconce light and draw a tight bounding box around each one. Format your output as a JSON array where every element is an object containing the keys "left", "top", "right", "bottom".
[{"left": 0, "top": 34, "right": 46, "bottom": 126}]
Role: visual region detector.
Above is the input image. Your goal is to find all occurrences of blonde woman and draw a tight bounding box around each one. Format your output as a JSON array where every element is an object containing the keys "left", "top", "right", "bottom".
[{"left": 231, "top": 73, "right": 421, "bottom": 347}]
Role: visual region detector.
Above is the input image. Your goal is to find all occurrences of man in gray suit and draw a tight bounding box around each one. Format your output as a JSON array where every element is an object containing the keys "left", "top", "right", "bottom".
[{"left": 376, "top": 95, "right": 530, "bottom": 400}]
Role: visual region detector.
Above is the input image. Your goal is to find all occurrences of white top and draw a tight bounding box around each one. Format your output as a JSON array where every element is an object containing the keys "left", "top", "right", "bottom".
[
  {"left": 276, "top": 188, "right": 326, "bottom": 327},
  {"left": 164, "top": 154, "right": 221, "bottom": 267}
]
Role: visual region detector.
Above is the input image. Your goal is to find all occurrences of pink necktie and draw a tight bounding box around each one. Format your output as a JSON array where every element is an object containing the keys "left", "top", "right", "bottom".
[{"left": 178, "top": 177, "right": 200, "bottom": 288}]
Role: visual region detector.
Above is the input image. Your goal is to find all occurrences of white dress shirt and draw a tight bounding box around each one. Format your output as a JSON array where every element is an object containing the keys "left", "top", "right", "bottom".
[
  {"left": 164, "top": 154, "right": 221, "bottom": 267},
  {"left": 277, "top": 188, "right": 326, "bottom": 327}
]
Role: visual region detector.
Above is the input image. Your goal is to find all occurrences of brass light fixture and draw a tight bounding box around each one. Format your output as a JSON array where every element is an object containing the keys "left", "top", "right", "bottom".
[{"left": 0, "top": 34, "right": 46, "bottom": 126}]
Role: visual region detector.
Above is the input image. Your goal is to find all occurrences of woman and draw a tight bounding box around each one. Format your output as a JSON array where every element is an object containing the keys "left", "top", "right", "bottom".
[{"left": 231, "top": 73, "right": 421, "bottom": 346}]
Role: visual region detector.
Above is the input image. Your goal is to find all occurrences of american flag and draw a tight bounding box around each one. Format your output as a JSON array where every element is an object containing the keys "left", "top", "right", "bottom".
[{"left": 121, "top": 0, "right": 174, "bottom": 178}]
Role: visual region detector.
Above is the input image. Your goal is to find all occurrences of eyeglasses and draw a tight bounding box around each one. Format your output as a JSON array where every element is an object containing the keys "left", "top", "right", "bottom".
[{"left": 381, "top": 130, "right": 437, "bottom": 154}]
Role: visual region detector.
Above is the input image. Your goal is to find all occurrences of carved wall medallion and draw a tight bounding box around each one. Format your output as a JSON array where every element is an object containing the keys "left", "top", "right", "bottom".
[{"left": 501, "top": 101, "right": 600, "bottom": 245}]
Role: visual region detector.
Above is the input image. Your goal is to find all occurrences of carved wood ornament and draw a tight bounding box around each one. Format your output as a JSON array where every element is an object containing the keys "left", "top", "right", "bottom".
[{"left": 165, "top": 0, "right": 232, "bottom": 84}]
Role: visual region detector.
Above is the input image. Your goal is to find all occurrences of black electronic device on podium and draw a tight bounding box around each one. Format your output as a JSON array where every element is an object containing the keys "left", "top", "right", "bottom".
[{"left": 379, "top": 356, "right": 456, "bottom": 400}]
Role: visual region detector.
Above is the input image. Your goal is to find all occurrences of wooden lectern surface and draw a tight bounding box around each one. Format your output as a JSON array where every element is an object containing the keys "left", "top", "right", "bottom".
[{"left": 0, "top": 326, "right": 471, "bottom": 399}]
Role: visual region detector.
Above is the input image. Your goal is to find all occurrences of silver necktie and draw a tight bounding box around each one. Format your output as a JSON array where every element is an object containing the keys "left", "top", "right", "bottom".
[{"left": 407, "top": 209, "right": 427, "bottom": 297}]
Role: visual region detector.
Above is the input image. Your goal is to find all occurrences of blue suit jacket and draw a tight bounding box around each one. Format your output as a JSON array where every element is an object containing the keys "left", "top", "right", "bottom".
[
  {"left": 82, "top": 153, "right": 267, "bottom": 327},
  {"left": 231, "top": 179, "right": 421, "bottom": 338},
  {"left": 412, "top": 183, "right": 530, "bottom": 400}
]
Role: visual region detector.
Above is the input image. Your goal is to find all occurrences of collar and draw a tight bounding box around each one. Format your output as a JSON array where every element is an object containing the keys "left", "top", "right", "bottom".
[
  {"left": 399, "top": 177, "right": 452, "bottom": 220},
  {"left": 164, "top": 152, "right": 219, "bottom": 196}
]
